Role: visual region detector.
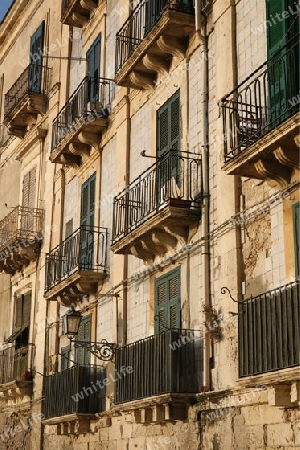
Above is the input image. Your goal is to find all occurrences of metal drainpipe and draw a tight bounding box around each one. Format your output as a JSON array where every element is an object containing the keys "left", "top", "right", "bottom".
[
  {"left": 230, "top": 0, "right": 243, "bottom": 301},
  {"left": 196, "top": 0, "right": 211, "bottom": 390},
  {"left": 122, "top": 89, "right": 131, "bottom": 346}
]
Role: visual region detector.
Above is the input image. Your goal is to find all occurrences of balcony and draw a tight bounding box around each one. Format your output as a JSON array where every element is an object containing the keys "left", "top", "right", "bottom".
[
  {"left": 0, "top": 344, "right": 34, "bottom": 398},
  {"left": 0, "top": 206, "right": 44, "bottom": 275},
  {"left": 221, "top": 35, "right": 300, "bottom": 185},
  {"left": 239, "top": 281, "right": 299, "bottom": 377},
  {"left": 50, "top": 77, "right": 114, "bottom": 166},
  {"left": 61, "top": 0, "right": 99, "bottom": 27},
  {"left": 112, "top": 150, "right": 202, "bottom": 263},
  {"left": 4, "top": 64, "right": 50, "bottom": 138},
  {"left": 115, "top": 0, "right": 195, "bottom": 89},
  {"left": 44, "top": 226, "right": 108, "bottom": 302},
  {"left": 114, "top": 329, "right": 202, "bottom": 421},
  {"left": 43, "top": 365, "right": 106, "bottom": 432}
]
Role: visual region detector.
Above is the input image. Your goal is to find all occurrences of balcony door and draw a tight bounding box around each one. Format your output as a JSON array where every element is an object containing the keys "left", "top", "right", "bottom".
[
  {"left": 75, "top": 315, "right": 91, "bottom": 365},
  {"left": 266, "top": 0, "right": 299, "bottom": 127},
  {"left": 86, "top": 35, "right": 101, "bottom": 102},
  {"left": 156, "top": 90, "right": 181, "bottom": 206},
  {"left": 29, "top": 21, "right": 45, "bottom": 93},
  {"left": 80, "top": 173, "right": 95, "bottom": 270},
  {"left": 154, "top": 267, "right": 181, "bottom": 333},
  {"left": 21, "top": 167, "right": 36, "bottom": 231}
]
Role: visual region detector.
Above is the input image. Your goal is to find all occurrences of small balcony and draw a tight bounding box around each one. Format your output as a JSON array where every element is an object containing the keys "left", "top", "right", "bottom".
[
  {"left": 50, "top": 77, "right": 114, "bottom": 166},
  {"left": 239, "top": 281, "right": 299, "bottom": 377},
  {"left": 114, "top": 329, "right": 202, "bottom": 421},
  {"left": 112, "top": 150, "right": 202, "bottom": 263},
  {"left": 43, "top": 365, "right": 106, "bottom": 431},
  {"left": 0, "top": 344, "right": 34, "bottom": 398},
  {"left": 0, "top": 206, "right": 44, "bottom": 275},
  {"left": 61, "top": 0, "right": 99, "bottom": 27},
  {"left": 115, "top": 0, "right": 195, "bottom": 89},
  {"left": 44, "top": 226, "right": 108, "bottom": 302},
  {"left": 221, "top": 35, "right": 300, "bottom": 185},
  {"left": 4, "top": 64, "right": 50, "bottom": 138}
]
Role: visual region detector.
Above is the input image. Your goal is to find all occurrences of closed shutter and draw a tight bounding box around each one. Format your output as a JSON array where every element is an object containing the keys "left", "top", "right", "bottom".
[
  {"left": 61, "top": 346, "right": 70, "bottom": 371},
  {"left": 22, "top": 293, "right": 31, "bottom": 327},
  {"left": 293, "top": 202, "right": 300, "bottom": 278},
  {"left": 14, "top": 297, "right": 23, "bottom": 331},
  {"left": 154, "top": 267, "right": 181, "bottom": 333},
  {"left": 266, "top": 0, "right": 287, "bottom": 57},
  {"left": 87, "top": 35, "right": 101, "bottom": 101},
  {"left": 157, "top": 91, "right": 181, "bottom": 203},
  {"left": 29, "top": 21, "right": 45, "bottom": 93},
  {"left": 22, "top": 167, "right": 36, "bottom": 209},
  {"left": 75, "top": 314, "right": 91, "bottom": 365},
  {"left": 80, "top": 174, "right": 96, "bottom": 270}
]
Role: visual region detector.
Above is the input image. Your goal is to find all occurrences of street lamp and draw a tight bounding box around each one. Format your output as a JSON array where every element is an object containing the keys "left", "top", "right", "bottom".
[{"left": 63, "top": 306, "right": 116, "bottom": 361}]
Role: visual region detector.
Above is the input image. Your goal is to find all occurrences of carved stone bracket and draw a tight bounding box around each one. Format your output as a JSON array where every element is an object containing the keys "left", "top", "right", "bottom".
[
  {"left": 142, "top": 53, "right": 170, "bottom": 77},
  {"left": 129, "top": 71, "right": 155, "bottom": 90},
  {"left": 254, "top": 158, "right": 292, "bottom": 189},
  {"left": 78, "top": 131, "right": 101, "bottom": 149},
  {"left": 156, "top": 35, "right": 186, "bottom": 58}
]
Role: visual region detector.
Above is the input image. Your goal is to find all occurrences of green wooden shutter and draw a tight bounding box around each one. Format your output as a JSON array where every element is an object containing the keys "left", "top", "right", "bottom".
[
  {"left": 80, "top": 173, "right": 96, "bottom": 270},
  {"left": 87, "top": 34, "right": 101, "bottom": 101},
  {"left": 293, "top": 202, "right": 300, "bottom": 279},
  {"left": 155, "top": 267, "right": 181, "bottom": 333},
  {"left": 157, "top": 91, "right": 181, "bottom": 202},
  {"left": 61, "top": 346, "right": 70, "bottom": 371},
  {"left": 75, "top": 314, "right": 91, "bottom": 365},
  {"left": 29, "top": 21, "right": 45, "bottom": 93},
  {"left": 266, "top": 0, "right": 287, "bottom": 57},
  {"left": 22, "top": 293, "right": 31, "bottom": 327}
]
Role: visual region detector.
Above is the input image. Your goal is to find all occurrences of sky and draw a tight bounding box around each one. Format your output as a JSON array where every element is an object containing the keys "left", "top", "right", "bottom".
[{"left": 0, "top": 0, "right": 14, "bottom": 23}]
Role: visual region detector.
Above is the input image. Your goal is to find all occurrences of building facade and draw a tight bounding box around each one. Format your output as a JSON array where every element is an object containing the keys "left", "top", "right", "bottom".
[{"left": 0, "top": 0, "right": 299, "bottom": 449}]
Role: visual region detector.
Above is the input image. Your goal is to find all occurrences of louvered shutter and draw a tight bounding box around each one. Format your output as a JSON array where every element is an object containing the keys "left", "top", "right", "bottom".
[
  {"left": 14, "top": 297, "right": 23, "bottom": 331},
  {"left": 29, "top": 21, "right": 45, "bottom": 93},
  {"left": 80, "top": 174, "right": 96, "bottom": 270},
  {"left": 75, "top": 315, "right": 91, "bottom": 365},
  {"left": 293, "top": 202, "right": 300, "bottom": 278},
  {"left": 22, "top": 167, "right": 36, "bottom": 208},
  {"left": 22, "top": 293, "right": 31, "bottom": 327},
  {"left": 87, "top": 35, "right": 101, "bottom": 101},
  {"left": 155, "top": 268, "right": 181, "bottom": 333}
]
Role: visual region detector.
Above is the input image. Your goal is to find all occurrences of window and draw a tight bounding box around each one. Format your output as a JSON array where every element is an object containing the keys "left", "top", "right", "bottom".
[
  {"left": 22, "top": 167, "right": 36, "bottom": 209},
  {"left": 5, "top": 293, "right": 31, "bottom": 347},
  {"left": 86, "top": 35, "right": 101, "bottom": 102},
  {"left": 266, "top": 0, "right": 299, "bottom": 126},
  {"left": 75, "top": 315, "right": 91, "bottom": 365},
  {"left": 154, "top": 267, "right": 181, "bottom": 333},
  {"left": 293, "top": 202, "right": 300, "bottom": 279},
  {"left": 157, "top": 91, "right": 181, "bottom": 202},
  {"left": 80, "top": 173, "right": 96, "bottom": 269},
  {"left": 29, "top": 21, "right": 45, "bottom": 93}
]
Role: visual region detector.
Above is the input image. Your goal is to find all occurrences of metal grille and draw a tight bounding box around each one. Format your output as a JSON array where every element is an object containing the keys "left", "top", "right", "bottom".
[
  {"left": 45, "top": 225, "right": 108, "bottom": 292},
  {"left": 0, "top": 206, "right": 44, "bottom": 258},
  {"left": 112, "top": 150, "right": 202, "bottom": 243},
  {"left": 239, "top": 281, "right": 300, "bottom": 377},
  {"left": 51, "top": 76, "right": 114, "bottom": 151},
  {"left": 115, "top": 0, "right": 194, "bottom": 74},
  {"left": 114, "top": 329, "right": 202, "bottom": 404},
  {"left": 43, "top": 365, "right": 106, "bottom": 419},
  {"left": 221, "top": 34, "right": 299, "bottom": 162},
  {"left": 4, "top": 64, "right": 50, "bottom": 121}
]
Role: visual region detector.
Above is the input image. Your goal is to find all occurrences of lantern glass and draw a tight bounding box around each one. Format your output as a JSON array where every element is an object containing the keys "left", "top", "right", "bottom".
[{"left": 63, "top": 309, "right": 82, "bottom": 337}]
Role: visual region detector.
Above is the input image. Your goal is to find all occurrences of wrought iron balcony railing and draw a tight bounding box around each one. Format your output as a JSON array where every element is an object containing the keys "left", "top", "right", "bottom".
[
  {"left": 112, "top": 150, "right": 202, "bottom": 244},
  {"left": 43, "top": 365, "right": 106, "bottom": 419},
  {"left": 239, "top": 281, "right": 300, "bottom": 377},
  {"left": 222, "top": 34, "right": 299, "bottom": 162},
  {"left": 115, "top": 329, "right": 202, "bottom": 404},
  {"left": 115, "top": 0, "right": 194, "bottom": 74},
  {"left": 0, "top": 206, "right": 44, "bottom": 257},
  {"left": 51, "top": 76, "right": 114, "bottom": 151},
  {"left": 4, "top": 64, "right": 50, "bottom": 121},
  {"left": 0, "top": 344, "right": 35, "bottom": 385},
  {"left": 45, "top": 225, "right": 108, "bottom": 293}
]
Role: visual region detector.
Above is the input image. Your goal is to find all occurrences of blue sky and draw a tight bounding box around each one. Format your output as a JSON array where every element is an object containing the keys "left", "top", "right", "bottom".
[{"left": 0, "top": 0, "right": 14, "bottom": 22}]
